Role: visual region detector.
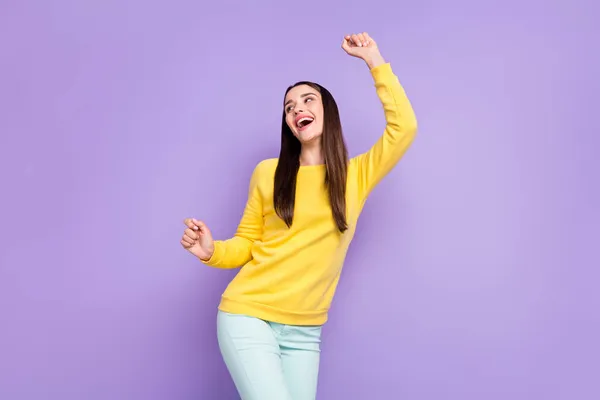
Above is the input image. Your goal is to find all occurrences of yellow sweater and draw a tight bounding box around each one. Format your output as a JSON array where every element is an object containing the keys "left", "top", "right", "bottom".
[{"left": 204, "top": 63, "right": 417, "bottom": 325}]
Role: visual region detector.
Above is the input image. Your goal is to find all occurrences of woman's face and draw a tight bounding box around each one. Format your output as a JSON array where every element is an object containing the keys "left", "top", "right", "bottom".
[{"left": 284, "top": 84, "right": 324, "bottom": 144}]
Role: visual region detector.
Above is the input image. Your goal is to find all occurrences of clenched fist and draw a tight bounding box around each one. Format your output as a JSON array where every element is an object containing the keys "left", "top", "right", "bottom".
[
  {"left": 341, "top": 32, "right": 385, "bottom": 69},
  {"left": 181, "top": 218, "right": 214, "bottom": 261}
]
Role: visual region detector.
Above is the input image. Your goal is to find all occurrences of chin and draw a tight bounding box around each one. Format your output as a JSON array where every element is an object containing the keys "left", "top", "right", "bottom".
[
  {"left": 296, "top": 133, "right": 321, "bottom": 144},
  {"left": 295, "top": 128, "right": 322, "bottom": 143}
]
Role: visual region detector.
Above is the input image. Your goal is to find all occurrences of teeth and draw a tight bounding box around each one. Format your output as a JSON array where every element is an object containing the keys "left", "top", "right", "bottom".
[{"left": 297, "top": 117, "right": 314, "bottom": 127}]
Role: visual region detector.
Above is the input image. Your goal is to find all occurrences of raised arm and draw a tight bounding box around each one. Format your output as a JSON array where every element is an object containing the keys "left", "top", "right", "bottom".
[{"left": 343, "top": 33, "right": 418, "bottom": 200}]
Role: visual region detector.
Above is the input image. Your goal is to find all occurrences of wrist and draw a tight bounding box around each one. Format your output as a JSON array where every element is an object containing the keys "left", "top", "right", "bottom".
[
  {"left": 199, "top": 249, "right": 214, "bottom": 262},
  {"left": 365, "top": 53, "right": 386, "bottom": 69}
]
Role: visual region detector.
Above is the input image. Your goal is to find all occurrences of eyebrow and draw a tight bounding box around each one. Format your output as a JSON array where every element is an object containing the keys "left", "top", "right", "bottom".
[{"left": 284, "top": 92, "right": 318, "bottom": 107}]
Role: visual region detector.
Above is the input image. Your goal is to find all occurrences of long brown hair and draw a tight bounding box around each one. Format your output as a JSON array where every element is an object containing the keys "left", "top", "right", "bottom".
[{"left": 273, "top": 81, "right": 349, "bottom": 233}]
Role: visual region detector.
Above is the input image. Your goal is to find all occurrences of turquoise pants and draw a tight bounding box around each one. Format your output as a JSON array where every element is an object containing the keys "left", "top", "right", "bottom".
[{"left": 216, "top": 310, "right": 322, "bottom": 400}]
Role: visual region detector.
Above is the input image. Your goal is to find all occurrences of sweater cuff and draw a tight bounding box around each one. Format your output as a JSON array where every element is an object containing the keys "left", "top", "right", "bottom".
[
  {"left": 370, "top": 62, "right": 393, "bottom": 81},
  {"left": 203, "top": 241, "right": 224, "bottom": 266}
]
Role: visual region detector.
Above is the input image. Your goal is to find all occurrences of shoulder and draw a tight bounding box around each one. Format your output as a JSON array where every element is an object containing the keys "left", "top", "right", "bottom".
[
  {"left": 253, "top": 157, "right": 279, "bottom": 176},
  {"left": 248, "top": 158, "right": 278, "bottom": 188},
  {"left": 348, "top": 154, "right": 363, "bottom": 170},
  {"left": 255, "top": 157, "right": 279, "bottom": 170}
]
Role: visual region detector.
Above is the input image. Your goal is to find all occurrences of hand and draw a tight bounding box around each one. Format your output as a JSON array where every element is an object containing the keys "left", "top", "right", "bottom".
[
  {"left": 181, "top": 218, "right": 215, "bottom": 261},
  {"left": 341, "top": 32, "right": 385, "bottom": 69}
]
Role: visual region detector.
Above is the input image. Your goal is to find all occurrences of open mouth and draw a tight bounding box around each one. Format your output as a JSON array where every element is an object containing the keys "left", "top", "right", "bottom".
[{"left": 296, "top": 117, "right": 314, "bottom": 130}]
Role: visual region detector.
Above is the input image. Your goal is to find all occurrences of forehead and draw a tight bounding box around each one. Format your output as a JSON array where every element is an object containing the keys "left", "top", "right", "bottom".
[{"left": 284, "top": 84, "right": 320, "bottom": 103}]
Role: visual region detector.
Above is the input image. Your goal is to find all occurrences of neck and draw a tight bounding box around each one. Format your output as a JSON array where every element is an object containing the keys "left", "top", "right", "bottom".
[{"left": 299, "top": 140, "right": 324, "bottom": 166}]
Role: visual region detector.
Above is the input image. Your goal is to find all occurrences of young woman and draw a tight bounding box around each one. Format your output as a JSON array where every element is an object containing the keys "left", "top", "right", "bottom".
[{"left": 181, "top": 32, "right": 418, "bottom": 400}]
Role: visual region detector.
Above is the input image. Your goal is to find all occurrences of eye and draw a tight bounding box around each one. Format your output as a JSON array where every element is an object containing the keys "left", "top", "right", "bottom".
[{"left": 305, "top": 97, "right": 313, "bottom": 103}]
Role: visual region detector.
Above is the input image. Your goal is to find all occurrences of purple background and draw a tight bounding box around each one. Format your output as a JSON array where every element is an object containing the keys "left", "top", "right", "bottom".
[{"left": 1, "top": 0, "right": 598, "bottom": 399}]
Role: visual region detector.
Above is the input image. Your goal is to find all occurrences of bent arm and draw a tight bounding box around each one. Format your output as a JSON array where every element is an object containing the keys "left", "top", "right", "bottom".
[
  {"left": 202, "top": 165, "right": 264, "bottom": 269},
  {"left": 355, "top": 61, "right": 418, "bottom": 200}
]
